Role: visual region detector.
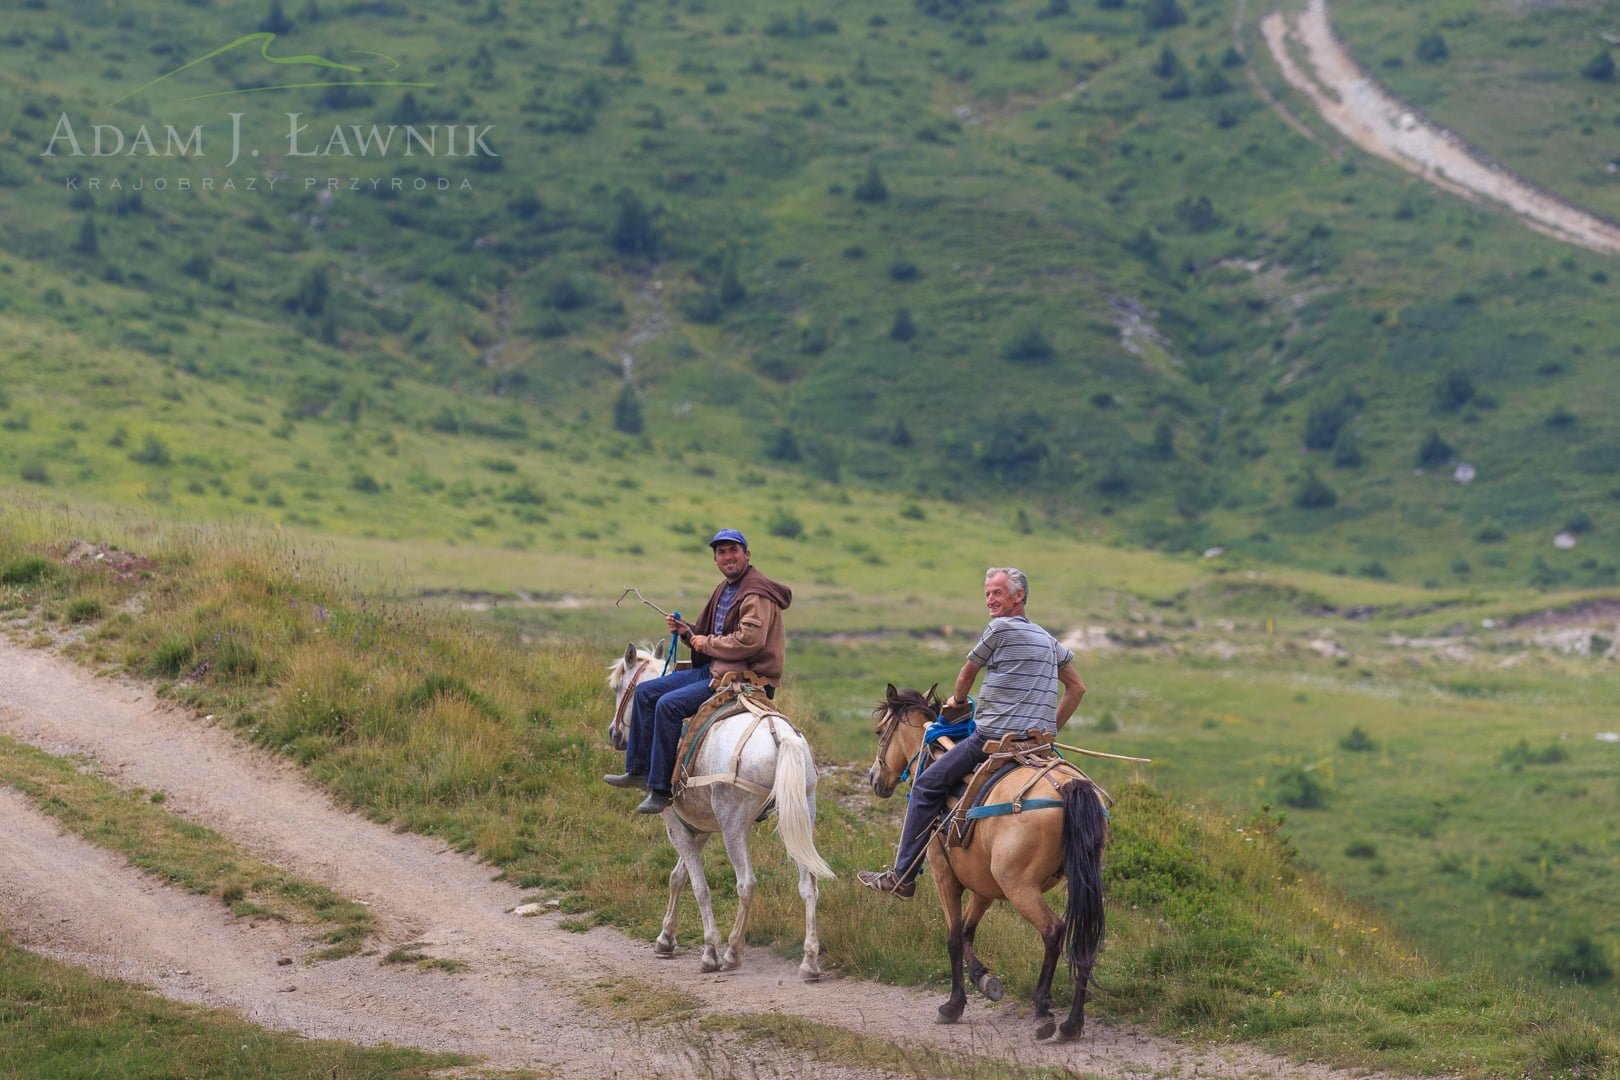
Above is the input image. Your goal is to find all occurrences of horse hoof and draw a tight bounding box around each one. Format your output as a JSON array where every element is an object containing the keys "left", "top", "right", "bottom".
[
  {"left": 699, "top": 958, "right": 721, "bottom": 973},
  {"left": 721, "top": 952, "right": 741, "bottom": 971},
  {"left": 799, "top": 968, "right": 821, "bottom": 983},
  {"left": 1056, "top": 1022, "right": 1084, "bottom": 1043},
  {"left": 1034, "top": 1019, "right": 1057, "bottom": 1041},
  {"left": 653, "top": 937, "right": 675, "bottom": 958},
  {"left": 976, "top": 974, "right": 1004, "bottom": 1002},
  {"left": 936, "top": 1003, "right": 965, "bottom": 1025}
]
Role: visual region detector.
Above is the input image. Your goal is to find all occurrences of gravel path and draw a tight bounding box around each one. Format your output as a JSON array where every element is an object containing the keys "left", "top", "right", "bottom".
[
  {"left": 1263, "top": 0, "right": 1620, "bottom": 255},
  {"left": 0, "top": 638, "right": 1399, "bottom": 1078}
]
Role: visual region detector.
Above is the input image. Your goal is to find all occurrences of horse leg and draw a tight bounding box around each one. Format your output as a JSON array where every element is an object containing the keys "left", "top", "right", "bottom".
[
  {"left": 1057, "top": 957, "right": 1092, "bottom": 1044},
  {"left": 1005, "top": 884, "right": 1064, "bottom": 1041},
  {"left": 714, "top": 793, "right": 757, "bottom": 971},
  {"left": 962, "top": 892, "right": 1003, "bottom": 1002},
  {"left": 795, "top": 857, "right": 822, "bottom": 981},
  {"left": 654, "top": 856, "right": 690, "bottom": 958},
  {"left": 931, "top": 858, "right": 969, "bottom": 1024},
  {"left": 664, "top": 816, "right": 722, "bottom": 972}
]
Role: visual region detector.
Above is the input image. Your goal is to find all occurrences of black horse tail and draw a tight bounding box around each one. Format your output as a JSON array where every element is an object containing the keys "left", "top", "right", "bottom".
[{"left": 1061, "top": 779, "right": 1107, "bottom": 986}]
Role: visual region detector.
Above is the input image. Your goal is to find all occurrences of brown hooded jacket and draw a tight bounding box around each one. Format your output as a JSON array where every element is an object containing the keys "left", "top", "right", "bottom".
[{"left": 686, "top": 566, "right": 792, "bottom": 687}]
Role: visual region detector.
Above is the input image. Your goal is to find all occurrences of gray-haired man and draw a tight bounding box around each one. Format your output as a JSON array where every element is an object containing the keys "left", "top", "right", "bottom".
[{"left": 857, "top": 567, "right": 1085, "bottom": 898}]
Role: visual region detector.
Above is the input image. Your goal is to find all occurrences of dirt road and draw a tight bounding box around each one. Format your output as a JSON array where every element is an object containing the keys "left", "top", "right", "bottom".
[
  {"left": 1262, "top": 0, "right": 1620, "bottom": 255},
  {"left": 0, "top": 638, "right": 1393, "bottom": 1078}
]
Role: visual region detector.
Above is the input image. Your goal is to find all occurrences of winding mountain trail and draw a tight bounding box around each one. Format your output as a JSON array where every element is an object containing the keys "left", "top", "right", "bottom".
[
  {"left": 0, "top": 637, "right": 1397, "bottom": 1078},
  {"left": 1262, "top": 0, "right": 1620, "bottom": 255}
]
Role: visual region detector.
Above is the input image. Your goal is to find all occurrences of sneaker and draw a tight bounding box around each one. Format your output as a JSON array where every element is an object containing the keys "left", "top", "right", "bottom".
[
  {"left": 855, "top": 869, "right": 915, "bottom": 900},
  {"left": 602, "top": 772, "right": 648, "bottom": 790},
  {"left": 635, "top": 791, "right": 673, "bottom": 814}
]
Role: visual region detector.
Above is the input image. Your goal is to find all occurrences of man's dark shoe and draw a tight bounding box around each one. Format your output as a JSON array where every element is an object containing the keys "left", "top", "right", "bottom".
[
  {"left": 602, "top": 772, "right": 648, "bottom": 790},
  {"left": 855, "top": 869, "right": 915, "bottom": 900},
  {"left": 635, "top": 791, "right": 673, "bottom": 814}
]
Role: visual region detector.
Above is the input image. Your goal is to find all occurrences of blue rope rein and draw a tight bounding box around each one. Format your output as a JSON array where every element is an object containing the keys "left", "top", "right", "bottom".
[{"left": 660, "top": 610, "right": 681, "bottom": 676}]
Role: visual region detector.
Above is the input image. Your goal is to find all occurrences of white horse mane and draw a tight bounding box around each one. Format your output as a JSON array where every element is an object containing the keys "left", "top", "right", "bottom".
[{"left": 605, "top": 643, "right": 660, "bottom": 689}]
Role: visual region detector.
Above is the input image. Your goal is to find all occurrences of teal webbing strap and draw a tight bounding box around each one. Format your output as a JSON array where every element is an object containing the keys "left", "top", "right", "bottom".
[{"left": 963, "top": 798, "right": 1065, "bottom": 820}]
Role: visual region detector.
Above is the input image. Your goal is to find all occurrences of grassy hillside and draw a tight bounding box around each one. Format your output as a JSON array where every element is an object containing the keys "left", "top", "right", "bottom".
[
  {"left": 2, "top": 0, "right": 1619, "bottom": 585},
  {"left": 5, "top": 511, "right": 1620, "bottom": 1078}
]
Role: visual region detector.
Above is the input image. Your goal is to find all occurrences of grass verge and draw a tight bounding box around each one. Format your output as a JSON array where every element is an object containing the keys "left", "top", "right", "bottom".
[
  {"left": 0, "top": 929, "right": 463, "bottom": 1079},
  {"left": 0, "top": 735, "right": 376, "bottom": 960},
  {"left": 576, "top": 977, "right": 705, "bottom": 1026}
]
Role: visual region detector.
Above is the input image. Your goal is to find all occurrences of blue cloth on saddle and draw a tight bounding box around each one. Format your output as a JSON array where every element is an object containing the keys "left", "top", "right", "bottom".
[
  {"left": 897, "top": 703, "right": 976, "bottom": 789},
  {"left": 924, "top": 716, "right": 975, "bottom": 744},
  {"left": 923, "top": 694, "right": 976, "bottom": 746}
]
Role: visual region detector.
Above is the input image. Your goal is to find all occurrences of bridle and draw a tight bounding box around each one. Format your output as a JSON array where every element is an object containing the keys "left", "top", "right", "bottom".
[
  {"left": 612, "top": 658, "right": 652, "bottom": 737},
  {"left": 872, "top": 699, "right": 932, "bottom": 785}
]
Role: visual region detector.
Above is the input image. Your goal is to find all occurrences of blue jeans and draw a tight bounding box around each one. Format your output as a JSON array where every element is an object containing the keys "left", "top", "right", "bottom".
[
  {"left": 624, "top": 665, "right": 714, "bottom": 795},
  {"left": 891, "top": 731, "right": 992, "bottom": 879}
]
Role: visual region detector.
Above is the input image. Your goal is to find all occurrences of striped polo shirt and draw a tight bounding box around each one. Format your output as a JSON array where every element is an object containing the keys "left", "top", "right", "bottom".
[{"left": 966, "top": 615, "right": 1075, "bottom": 736}]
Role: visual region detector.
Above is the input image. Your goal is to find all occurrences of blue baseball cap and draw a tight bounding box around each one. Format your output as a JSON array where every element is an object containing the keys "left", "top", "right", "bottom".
[{"left": 709, "top": 528, "right": 749, "bottom": 549}]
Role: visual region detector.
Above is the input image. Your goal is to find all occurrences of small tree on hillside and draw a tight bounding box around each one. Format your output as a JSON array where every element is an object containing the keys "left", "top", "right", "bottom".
[
  {"left": 1304, "top": 400, "right": 1348, "bottom": 450},
  {"left": 602, "top": 29, "right": 636, "bottom": 67},
  {"left": 764, "top": 426, "right": 801, "bottom": 461},
  {"left": 1583, "top": 50, "right": 1615, "bottom": 81},
  {"left": 1142, "top": 0, "right": 1185, "bottom": 30},
  {"left": 1004, "top": 325, "right": 1055, "bottom": 363},
  {"left": 295, "top": 264, "right": 329, "bottom": 316},
  {"left": 1294, "top": 469, "right": 1337, "bottom": 509},
  {"left": 890, "top": 307, "right": 916, "bottom": 342},
  {"left": 718, "top": 248, "right": 746, "bottom": 305},
  {"left": 1548, "top": 933, "right": 1615, "bottom": 984},
  {"left": 393, "top": 91, "right": 422, "bottom": 124},
  {"left": 1414, "top": 31, "right": 1448, "bottom": 63},
  {"left": 612, "top": 383, "right": 643, "bottom": 434},
  {"left": 853, "top": 163, "right": 888, "bottom": 204},
  {"left": 609, "top": 189, "right": 658, "bottom": 256},
  {"left": 74, "top": 215, "right": 99, "bottom": 256},
  {"left": 1416, "top": 429, "right": 1453, "bottom": 467},
  {"left": 1432, "top": 369, "right": 1474, "bottom": 413},
  {"left": 261, "top": 0, "right": 294, "bottom": 34},
  {"left": 1152, "top": 44, "right": 1184, "bottom": 79}
]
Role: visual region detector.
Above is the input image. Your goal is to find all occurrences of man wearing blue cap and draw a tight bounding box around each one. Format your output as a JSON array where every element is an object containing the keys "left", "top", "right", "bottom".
[{"left": 604, "top": 528, "right": 794, "bottom": 813}]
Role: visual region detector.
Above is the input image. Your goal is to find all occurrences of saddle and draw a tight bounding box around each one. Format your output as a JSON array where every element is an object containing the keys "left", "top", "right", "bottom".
[
  {"left": 672, "top": 672, "right": 785, "bottom": 801},
  {"left": 940, "top": 731, "right": 1091, "bottom": 850}
]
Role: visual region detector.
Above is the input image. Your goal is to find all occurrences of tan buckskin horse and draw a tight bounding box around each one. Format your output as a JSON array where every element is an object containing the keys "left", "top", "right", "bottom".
[{"left": 868, "top": 685, "right": 1107, "bottom": 1041}]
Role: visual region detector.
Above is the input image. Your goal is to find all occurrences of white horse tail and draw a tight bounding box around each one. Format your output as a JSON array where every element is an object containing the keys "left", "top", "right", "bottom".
[{"left": 771, "top": 728, "right": 834, "bottom": 879}]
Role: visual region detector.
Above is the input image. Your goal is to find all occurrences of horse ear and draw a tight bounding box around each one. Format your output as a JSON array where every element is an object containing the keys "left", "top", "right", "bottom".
[
  {"left": 653, "top": 637, "right": 667, "bottom": 660},
  {"left": 926, "top": 682, "right": 939, "bottom": 703},
  {"left": 623, "top": 642, "right": 637, "bottom": 666},
  {"left": 885, "top": 682, "right": 898, "bottom": 700}
]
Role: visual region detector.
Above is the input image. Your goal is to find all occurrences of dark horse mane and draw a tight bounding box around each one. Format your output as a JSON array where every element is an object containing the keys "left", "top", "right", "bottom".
[{"left": 874, "top": 686, "right": 937, "bottom": 724}]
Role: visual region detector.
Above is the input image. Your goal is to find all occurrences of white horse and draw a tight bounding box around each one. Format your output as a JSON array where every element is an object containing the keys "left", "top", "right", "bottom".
[{"left": 606, "top": 643, "right": 834, "bottom": 980}]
